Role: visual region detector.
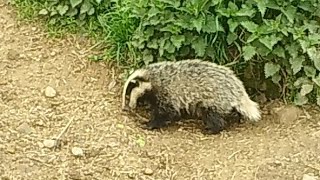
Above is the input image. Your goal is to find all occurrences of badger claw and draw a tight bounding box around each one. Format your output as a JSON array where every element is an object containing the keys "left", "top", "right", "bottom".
[
  {"left": 202, "top": 127, "right": 223, "bottom": 135},
  {"left": 142, "top": 120, "right": 166, "bottom": 130}
]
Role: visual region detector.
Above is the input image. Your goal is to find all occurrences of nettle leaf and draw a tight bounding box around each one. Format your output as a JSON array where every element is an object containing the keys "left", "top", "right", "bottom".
[
  {"left": 285, "top": 42, "right": 300, "bottom": 59},
  {"left": 246, "top": 33, "right": 259, "bottom": 43},
  {"left": 88, "top": 7, "right": 94, "bottom": 15},
  {"left": 80, "top": 0, "right": 92, "bottom": 14},
  {"left": 227, "top": 32, "right": 238, "bottom": 45},
  {"left": 312, "top": 75, "right": 320, "bottom": 87},
  {"left": 300, "top": 84, "right": 314, "bottom": 96},
  {"left": 146, "top": 38, "right": 158, "bottom": 49},
  {"left": 148, "top": 6, "right": 160, "bottom": 18},
  {"left": 242, "top": 45, "right": 257, "bottom": 61},
  {"left": 179, "top": 46, "right": 190, "bottom": 57},
  {"left": 170, "top": 35, "right": 185, "bottom": 49},
  {"left": 192, "top": 36, "right": 207, "bottom": 57},
  {"left": 294, "top": 77, "right": 311, "bottom": 87},
  {"left": 272, "top": 73, "right": 281, "bottom": 84},
  {"left": 142, "top": 50, "right": 154, "bottom": 65},
  {"left": 159, "top": 37, "right": 168, "bottom": 57},
  {"left": 228, "top": 1, "right": 239, "bottom": 12},
  {"left": 298, "top": 39, "right": 310, "bottom": 53},
  {"left": 216, "top": 8, "right": 231, "bottom": 17},
  {"left": 184, "top": 32, "right": 197, "bottom": 45},
  {"left": 304, "top": 65, "right": 316, "bottom": 78},
  {"left": 307, "top": 46, "right": 320, "bottom": 71},
  {"left": 39, "top": 9, "right": 49, "bottom": 15},
  {"left": 317, "top": 97, "right": 320, "bottom": 106},
  {"left": 56, "top": 5, "right": 69, "bottom": 16},
  {"left": 281, "top": 5, "right": 296, "bottom": 24},
  {"left": 235, "top": 5, "right": 256, "bottom": 17},
  {"left": 203, "top": 16, "right": 224, "bottom": 33},
  {"left": 298, "top": 1, "right": 315, "bottom": 12},
  {"left": 272, "top": 46, "right": 286, "bottom": 59},
  {"left": 206, "top": 46, "right": 216, "bottom": 60},
  {"left": 252, "top": 40, "right": 272, "bottom": 56},
  {"left": 227, "top": 19, "right": 239, "bottom": 33},
  {"left": 164, "top": 40, "right": 176, "bottom": 54},
  {"left": 50, "top": 10, "right": 58, "bottom": 17},
  {"left": 259, "top": 34, "right": 281, "bottom": 50},
  {"left": 309, "top": 34, "right": 320, "bottom": 46},
  {"left": 70, "top": 0, "right": 83, "bottom": 8},
  {"left": 255, "top": 0, "right": 267, "bottom": 16},
  {"left": 192, "top": 16, "right": 205, "bottom": 33},
  {"left": 264, "top": 62, "right": 280, "bottom": 78},
  {"left": 289, "top": 55, "right": 305, "bottom": 75},
  {"left": 240, "top": 21, "right": 258, "bottom": 33},
  {"left": 305, "top": 21, "right": 319, "bottom": 34},
  {"left": 294, "top": 93, "right": 308, "bottom": 106},
  {"left": 160, "top": 24, "right": 181, "bottom": 34}
]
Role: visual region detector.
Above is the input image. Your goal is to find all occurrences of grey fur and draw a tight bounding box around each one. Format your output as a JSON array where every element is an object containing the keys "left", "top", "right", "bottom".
[{"left": 122, "top": 59, "right": 261, "bottom": 134}]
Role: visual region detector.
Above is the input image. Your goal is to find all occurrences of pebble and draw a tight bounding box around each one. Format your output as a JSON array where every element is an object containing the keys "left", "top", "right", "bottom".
[
  {"left": 303, "top": 174, "right": 319, "bottom": 180},
  {"left": 71, "top": 147, "right": 84, "bottom": 156},
  {"left": 6, "top": 146, "right": 16, "bottom": 154},
  {"left": 143, "top": 168, "right": 153, "bottom": 175},
  {"left": 44, "top": 86, "right": 57, "bottom": 98},
  {"left": 274, "top": 105, "right": 301, "bottom": 124},
  {"left": 50, "top": 51, "right": 56, "bottom": 56},
  {"left": 43, "top": 139, "right": 56, "bottom": 148},
  {"left": 17, "top": 122, "right": 34, "bottom": 134}
]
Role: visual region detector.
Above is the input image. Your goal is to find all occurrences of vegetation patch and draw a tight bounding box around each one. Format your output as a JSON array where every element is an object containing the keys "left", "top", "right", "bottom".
[{"left": 11, "top": 0, "right": 320, "bottom": 106}]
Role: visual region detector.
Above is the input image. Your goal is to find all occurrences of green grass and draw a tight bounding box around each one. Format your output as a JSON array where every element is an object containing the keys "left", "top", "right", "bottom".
[{"left": 11, "top": 0, "right": 139, "bottom": 68}]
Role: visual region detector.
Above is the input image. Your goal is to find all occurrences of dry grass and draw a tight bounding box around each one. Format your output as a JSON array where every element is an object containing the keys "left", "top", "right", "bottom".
[{"left": 0, "top": 1, "right": 320, "bottom": 180}]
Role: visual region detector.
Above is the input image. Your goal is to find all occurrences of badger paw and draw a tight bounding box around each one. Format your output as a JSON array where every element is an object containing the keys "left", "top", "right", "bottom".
[
  {"left": 142, "top": 120, "right": 166, "bottom": 130},
  {"left": 202, "top": 126, "right": 223, "bottom": 135}
]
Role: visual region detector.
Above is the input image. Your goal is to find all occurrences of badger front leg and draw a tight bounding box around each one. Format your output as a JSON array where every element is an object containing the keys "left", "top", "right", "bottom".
[
  {"left": 201, "top": 108, "right": 227, "bottom": 135},
  {"left": 143, "top": 107, "right": 168, "bottom": 130},
  {"left": 143, "top": 101, "right": 179, "bottom": 130}
]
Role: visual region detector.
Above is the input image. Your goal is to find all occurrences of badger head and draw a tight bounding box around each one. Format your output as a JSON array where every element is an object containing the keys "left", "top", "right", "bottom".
[{"left": 121, "top": 69, "right": 152, "bottom": 111}]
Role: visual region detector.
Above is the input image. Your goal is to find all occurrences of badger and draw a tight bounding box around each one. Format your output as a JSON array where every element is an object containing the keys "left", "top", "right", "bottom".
[{"left": 121, "top": 59, "right": 261, "bottom": 134}]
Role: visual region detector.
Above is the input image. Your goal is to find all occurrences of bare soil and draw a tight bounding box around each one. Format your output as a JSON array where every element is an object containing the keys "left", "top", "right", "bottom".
[{"left": 1, "top": 2, "right": 320, "bottom": 180}]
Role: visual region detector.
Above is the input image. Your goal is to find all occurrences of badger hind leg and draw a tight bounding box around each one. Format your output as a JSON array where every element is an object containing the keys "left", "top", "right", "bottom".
[
  {"left": 201, "top": 108, "right": 227, "bottom": 135},
  {"left": 225, "top": 107, "right": 242, "bottom": 124}
]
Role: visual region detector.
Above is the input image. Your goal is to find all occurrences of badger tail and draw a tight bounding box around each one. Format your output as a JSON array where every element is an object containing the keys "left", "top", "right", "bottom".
[{"left": 235, "top": 94, "right": 261, "bottom": 122}]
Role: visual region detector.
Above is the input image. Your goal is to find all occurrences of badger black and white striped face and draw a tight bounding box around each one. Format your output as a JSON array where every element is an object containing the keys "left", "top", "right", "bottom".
[
  {"left": 121, "top": 69, "right": 149, "bottom": 110},
  {"left": 122, "top": 78, "right": 153, "bottom": 111},
  {"left": 128, "top": 81, "right": 152, "bottom": 109}
]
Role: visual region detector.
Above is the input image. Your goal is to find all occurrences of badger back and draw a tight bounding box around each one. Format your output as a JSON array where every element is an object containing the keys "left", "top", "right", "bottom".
[{"left": 139, "top": 59, "right": 248, "bottom": 113}]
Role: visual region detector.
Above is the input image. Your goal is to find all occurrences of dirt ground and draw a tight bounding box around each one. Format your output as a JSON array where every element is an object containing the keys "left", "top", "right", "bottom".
[{"left": 1, "top": 1, "right": 320, "bottom": 180}]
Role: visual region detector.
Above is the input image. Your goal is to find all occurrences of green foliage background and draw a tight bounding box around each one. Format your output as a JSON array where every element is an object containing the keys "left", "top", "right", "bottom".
[{"left": 11, "top": 0, "right": 320, "bottom": 106}]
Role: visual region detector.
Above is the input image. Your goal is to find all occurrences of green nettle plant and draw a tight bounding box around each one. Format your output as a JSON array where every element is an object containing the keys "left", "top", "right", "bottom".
[
  {"left": 12, "top": 0, "right": 320, "bottom": 106},
  {"left": 128, "top": 0, "right": 320, "bottom": 106}
]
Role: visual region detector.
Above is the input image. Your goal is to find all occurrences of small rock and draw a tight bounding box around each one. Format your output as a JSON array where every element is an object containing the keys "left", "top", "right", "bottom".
[
  {"left": 128, "top": 173, "right": 135, "bottom": 179},
  {"left": 17, "top": 122, "right": 34, "bottom": 134},
  {"left": 71, "top": 147, "right": 84, "bottom": 156},
  {"left": 50, "top": 51, "right": 56, "bottom": 56},
  {"left": 7, "top": 49, "right": 20, "bottom": 60},
  {"left": 143, "top": 168, "right": 153, "bottom": 175},
  {"left": 43, "top": 139, "right": 56, "bottom": 148},
  {"left": 303, "top": 174, "right": 318, "bottom": 180},
  {"left": 7, "top": 146, "right": 16, "bottom": 154},
  {"left": 44, "top": 86, "right": 57, "bottom": 98},
  {"left": 31, "top": 27, "right": 37, "bottom": 31},
  {"left": 274, "top": 105, "right": 301, "bottom": 124},
  {"left": 37, "top": 142, "right": 44, "bottom": 148}
]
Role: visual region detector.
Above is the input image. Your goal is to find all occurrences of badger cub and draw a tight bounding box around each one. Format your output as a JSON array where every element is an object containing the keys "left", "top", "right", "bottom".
[{"left": 122, "top": 59, "right": 261, "bottom": 134}]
